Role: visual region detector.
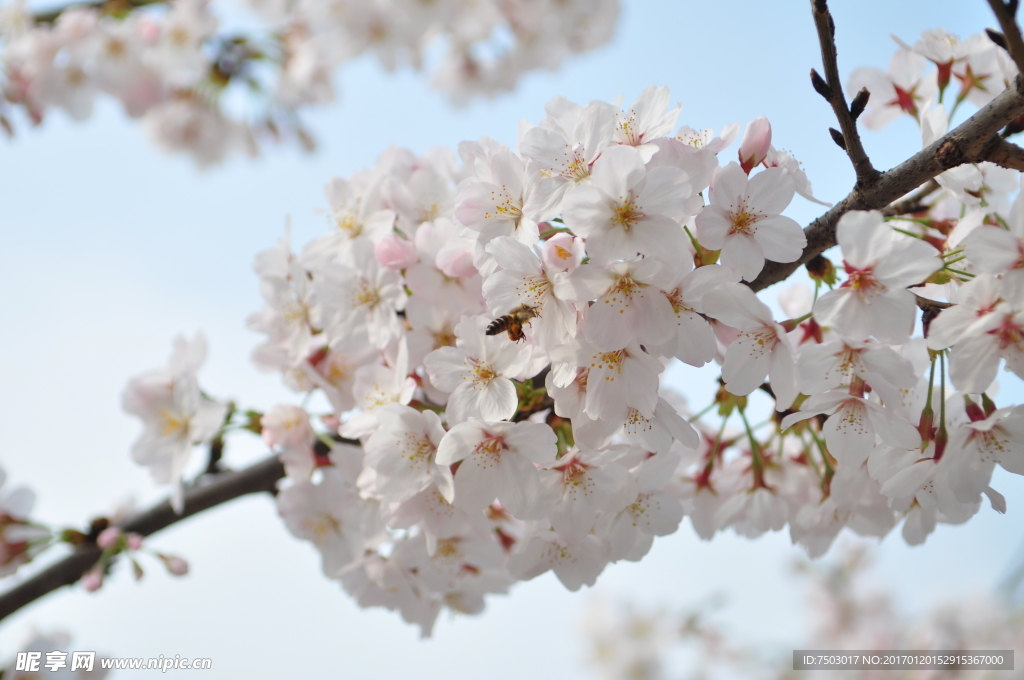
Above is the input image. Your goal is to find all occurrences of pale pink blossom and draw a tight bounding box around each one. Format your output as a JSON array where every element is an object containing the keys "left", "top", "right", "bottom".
[
  {"left": 537, "top": 446, "right": 637, "bottom": 543},
  {"left": 435, "top": 419, "right": 557, "bottom": 518},
  {"left": 122, "top": 334, "right": 227, "bottom": 512},
  {"left": 423, "top": 315, "right": 533, "bottom": 424},
  {"left": 695, "top": 162, "right": 805, "bottom": 281},
  {"left": 701, "top": 282, "right": 798, "bottom": 410},
  {"left": 374, "top": 234, "right": 418, "bottom": 270},
  {"left": 562, "top": 145, "right": 692, "bottom": 266},
  {"left": 813, "top": 211, "right": 941, "bottom": 344}
]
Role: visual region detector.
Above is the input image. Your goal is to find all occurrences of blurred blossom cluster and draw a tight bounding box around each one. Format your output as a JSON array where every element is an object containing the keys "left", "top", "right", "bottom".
[
  {"left": 585, "top": 544, "right": 1024, "bottom": 680},
  {"left": 0, "top": 0, "right": 618, "bottom": 165},
  {"left": 101, "top": 27, "right": 1024, "bottom": 635}
]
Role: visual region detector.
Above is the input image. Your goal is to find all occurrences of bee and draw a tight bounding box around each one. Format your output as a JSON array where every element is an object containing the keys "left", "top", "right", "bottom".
[{"left": 485, "top": 303, "right": 540, "bottom": 342}]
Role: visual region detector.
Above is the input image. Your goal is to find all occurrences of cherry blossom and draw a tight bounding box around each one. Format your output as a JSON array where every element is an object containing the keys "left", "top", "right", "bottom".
[
  {"left": 695, "top": 161, "right": 806, "bottom": 281},
  {"left": 847, "top": 48, "right": 937, "bottom": 129},
  {"left": 702, "top": 282, "right": 798, "bottom": 410},
  {"left": 122, "top": 334, "right": 228, "bottom": 512},
  {"left": 423, "top": 316, "right": 533, "bottom": 424},
  {"left": 537, "top": 445, "right": 638, "bottom": 543},
  {"left": 813, "top": 210, "right": 941, "bottom": 344},
  {"left": 435, "top": 419, "right": 557, "bottom": 518},
  {"left": 562, "top": 145, "right": 693, "bottom": 266}
]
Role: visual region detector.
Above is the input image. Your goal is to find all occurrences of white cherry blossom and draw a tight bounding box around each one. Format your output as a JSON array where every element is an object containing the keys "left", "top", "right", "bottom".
[
  {"left": 122, "top": 334, "right": 227, "bottom": 512},
  {"left": 424, "top": 315, "right": 533, "bottom": 424},
  {"left": 695, "top": 162, "right": 805, "bottom": 281},
  {"left": 435, "top": 419, "right": 557, "bottom": 518},
  {"left": 813, "top": 210, "right": 942, "bottom": 344},
  {"left": 537, "top": 445, "right": 637, "bottom": 543},
  {"left": 562, "top": 145, "right": 692, "bottom": 266},
  {"left": 702, "top": 282, "right": 798, "bottom": 410}
]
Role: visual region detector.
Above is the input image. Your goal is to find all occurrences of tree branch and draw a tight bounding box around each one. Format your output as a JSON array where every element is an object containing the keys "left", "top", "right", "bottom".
[
  {"left": 810, "top": 0, "right": 880, "bottom": 186},
  {"left": 987, "top": 0, "right": 1024, "bottom": 76},
  {"left": 0, "top": 455, "right": 285, "bottom": 623},
  {"left": 749, "top": 74, "right": 1024, "bottom": 292},
  {"left": 987, "top": 136, "right": 1024, "bottom": 170}
]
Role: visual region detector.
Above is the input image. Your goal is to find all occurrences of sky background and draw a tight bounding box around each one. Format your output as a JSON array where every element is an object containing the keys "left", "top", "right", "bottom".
[{"left": 1, "top": 0, "right": 1022, "bottom": 677}]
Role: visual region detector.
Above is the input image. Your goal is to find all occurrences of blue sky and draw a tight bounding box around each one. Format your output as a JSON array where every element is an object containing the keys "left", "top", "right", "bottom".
[{"left": 0, "top": 0, "right": 1020, "bottom": 677}]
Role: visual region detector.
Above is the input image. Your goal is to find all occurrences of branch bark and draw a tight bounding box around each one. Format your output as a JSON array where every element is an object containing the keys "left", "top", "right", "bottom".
[
  {"left": 750, "top": 74, "right": 1024, "bottom": 292},
  {"left": 0, "top": 455, "right": 285, "bottom": 623},
  {"left": 988, "top": 137, "right": 1024, "bottom": 170},
  {"left": 810, "top": 0, "right": 880, "bottom": 186}
]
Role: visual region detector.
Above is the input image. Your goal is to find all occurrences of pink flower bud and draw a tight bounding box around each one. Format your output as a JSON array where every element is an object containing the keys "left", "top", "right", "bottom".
[
  {"left": 436, "top": 243, "right": 477, "bottom": 278},
  {"left": 163, "top": 555, "right": 189, "bottom": 576},
  {"left": 374, "top": 235, "right": 418, "bottom": 270},
  {"left": 96, "top": 527, "right": 122, "bottom": 549},
  {"left": 738, "top": 116, "right": 772, "bottom": 174},
  {"left": 541, "top": 233, "right": 584, "bottom": 273},
  {"left": 126, "top": 533, "right": 144, "bottom": 550},
  {"left": 82, "top": 567, "right": 103, "bottom": 592}
]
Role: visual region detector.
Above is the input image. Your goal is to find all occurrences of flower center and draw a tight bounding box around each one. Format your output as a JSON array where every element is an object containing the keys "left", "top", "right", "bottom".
[
  {"left": 612, "top": 199, "right": 644, "bottom": 230},
  {"left": 467, "top": 357, "right": 497, "bottom": 386},
  {"left": 842, "top": 262, "right": 885, "bottom": 296},
  {"left": 663, "top": 287, "right": 689, "bottom": 314},
  {"left": 353, "top": 279, "right": 380, "bottom": 308},
  {"left": 989, "top": 314, "right": 1024, "bottom": 351},
  {"left": 301, "top": 514, "right": 340, "bottom": 545},
  {"left": 335, "top": 213, "right": 362, "bottom": 236},
  {"left": 729, "top": 210, "right": 758, "bottom": 235},
  {"left": 590, "top": 350, "right": 625, "bottom": 376},
  {"left": 484, "top": 186, "right": 523, "bottom": 222},
  {"left": 474, "top": 433, "right": 507, "bottom": 457},
  {"left": 159, "top": 409, "right": 188, "bottom": 438}
]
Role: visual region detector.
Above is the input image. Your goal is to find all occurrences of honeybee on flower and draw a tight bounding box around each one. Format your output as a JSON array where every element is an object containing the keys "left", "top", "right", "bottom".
[{"left": 485, "top": 304, "right": 540, "bottom": 342}]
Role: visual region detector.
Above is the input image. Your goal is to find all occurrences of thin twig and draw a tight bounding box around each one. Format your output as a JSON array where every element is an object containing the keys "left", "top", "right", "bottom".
[
  {"left": 810, "top": 0, "right": 880, "bottom": 186},
  {"left": 988, "top": 0, "right": 1024, "bottom": 76},
  {"left": 0, "top": 455, "right": 286, "bottom": 622},
  {"left": 881, "top": 180, "right": 942, "bottom": 217},
  {"left": 750, "top": 74, "right": 1024, "bottom": 292}
]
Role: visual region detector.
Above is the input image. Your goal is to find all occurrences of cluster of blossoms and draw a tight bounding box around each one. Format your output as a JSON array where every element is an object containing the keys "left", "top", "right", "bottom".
[
  {"left": 114, "top": 27, "right": 1024, "bottom": 635},
  {"left": 586, "top": 544, "right": 1024, "bottom": 680},
  {"left": 851, "top": 27, "right": 1018, "bottom": 129},
  {"left": 0, "top": 0, "right": 616, "bottom": 165}
]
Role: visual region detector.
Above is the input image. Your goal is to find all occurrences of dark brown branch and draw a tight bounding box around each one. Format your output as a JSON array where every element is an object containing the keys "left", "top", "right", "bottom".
[
  {"left": 0, "top": 455, "right": 285, "bottom": 622},
  {"left": 987, "top": 137, "right": 1024, "bottom": 170},
  {"left": 811, "top": 0, "right": 880, "bottom": 186},
  {"left": 882, "top": 179, "right": 942, "bottom": 217},
  {"left": 750, "top": 74, "right": 1024, "bottom": 292},
  {"left": 988, "top": 0, "right": 1024, "bottom": 76}
]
